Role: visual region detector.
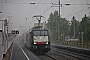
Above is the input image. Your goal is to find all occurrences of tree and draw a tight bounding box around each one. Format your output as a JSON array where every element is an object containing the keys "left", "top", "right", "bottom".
[
  {"left": 80, "top": 14, "right": 90, "bottom": 42},
  {"left": 81, "top": 14, "right": 89, "bottom": 32},
  {"left": 69, "top": 16, "right": 80, "bottom": 38},
  {"left": 47, "top": 10, "right": 69, "bottom": 41}
]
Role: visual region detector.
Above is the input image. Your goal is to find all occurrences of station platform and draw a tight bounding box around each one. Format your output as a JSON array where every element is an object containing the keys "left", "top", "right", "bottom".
[
  {"left": 0, "top": 35, "right": 4, "bottom": 60},
  {"left": 11, "top": 36, "right": 41, "bottom": 60},
  {"left": 0, "top": 36, "right": 14, "bottom": 60},
  {"left": 0, "top": 45, "right": 4, "bottom": 60}
]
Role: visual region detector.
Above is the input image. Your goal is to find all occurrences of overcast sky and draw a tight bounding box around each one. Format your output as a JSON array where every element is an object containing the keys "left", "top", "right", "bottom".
[{"left": 0, "top": 0, "right": 90, "bottom": 34}]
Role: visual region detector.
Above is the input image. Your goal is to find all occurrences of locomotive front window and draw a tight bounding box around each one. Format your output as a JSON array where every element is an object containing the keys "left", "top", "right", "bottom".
[
  {"left": 33, "top": 31, "right": 40, "bottom": 36},
  {"left": 41, "top": 31, "right": 48, "bottom": 35},
  {"left": 33, "top": 30, "right": 48, "bottom": 36}
]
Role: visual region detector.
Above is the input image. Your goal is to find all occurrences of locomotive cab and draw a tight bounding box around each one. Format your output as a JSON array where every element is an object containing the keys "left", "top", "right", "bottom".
[{"left": 31, "top": 29, "right": 50, "bottom": 53}]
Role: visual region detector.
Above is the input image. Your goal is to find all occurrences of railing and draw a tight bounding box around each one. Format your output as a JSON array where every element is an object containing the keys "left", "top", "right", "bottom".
[
  {"left": 52, "top": 41, "right": 90, "bottom": 49},
  {"left": 63, "top": 41, "right": 90, "bottom": 48},
  {"left": 2, "top": 42, "right": 13, "bottom": 60}
]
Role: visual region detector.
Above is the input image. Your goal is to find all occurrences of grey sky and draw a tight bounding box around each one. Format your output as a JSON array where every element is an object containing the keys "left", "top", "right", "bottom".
[{"left": 0, "top": 0, "right": 90, "bottom": 34}]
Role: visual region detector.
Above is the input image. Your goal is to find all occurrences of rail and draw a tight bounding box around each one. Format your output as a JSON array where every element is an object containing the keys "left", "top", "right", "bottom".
[{"left": 51, "top": 44, "right": 90, "bottom": 57}]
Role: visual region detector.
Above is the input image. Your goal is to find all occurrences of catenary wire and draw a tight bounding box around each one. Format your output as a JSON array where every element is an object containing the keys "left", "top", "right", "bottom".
[
  {"left": 41, "top": 0, "right": 58, "bottom": 15},
  {"left": 65, "top": 7, "right": 90, "bottom": 18}
]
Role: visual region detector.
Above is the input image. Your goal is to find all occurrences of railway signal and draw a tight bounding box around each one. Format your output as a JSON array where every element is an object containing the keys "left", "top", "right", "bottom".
[
  {"left": 11, "top": 30, "right": 19, "bottom": 34},
  {"left": 60, "top": 33, "right": 63, "bottom": 36},
  {"left": 16, "top": 30, "right": 19, "bottom": 34},
  {"left": 76, "top": 32, "right": 81, "bottom": 35}
]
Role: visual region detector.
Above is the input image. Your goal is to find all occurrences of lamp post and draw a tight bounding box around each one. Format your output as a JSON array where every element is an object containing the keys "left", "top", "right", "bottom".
[
  {"left": 8, "top": 23, "right": 13, "bottom": 33},
  {"left": 72, "top": 16, "right": 76, "bottom": 46},
  {"left": 81, "top": 32, "right": 83, "bottom": 47}
]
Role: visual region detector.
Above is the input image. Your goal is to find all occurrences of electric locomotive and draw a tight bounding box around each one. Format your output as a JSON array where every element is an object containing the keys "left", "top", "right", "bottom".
[
  {"left": 25, "top": 26, "right": 50, "bottom": 53},
  {"left": 25, "top": 15, "right": 50, "bottom": 53}
]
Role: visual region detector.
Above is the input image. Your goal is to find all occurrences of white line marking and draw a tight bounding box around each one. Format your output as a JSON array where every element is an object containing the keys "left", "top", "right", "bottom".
[
  {"left": 17, "top": 43, "right": 30, "bottom": 60},
  {"left": 10, "top": 43, "right": 14, "bottom": 60}
]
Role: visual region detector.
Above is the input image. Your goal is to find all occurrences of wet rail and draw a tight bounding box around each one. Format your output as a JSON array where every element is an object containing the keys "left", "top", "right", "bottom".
[
  {"left": 36, "top": 54, "right": 57, "bottom": 60},
  {"left": 51, "top": 44, "right": 90, "bottom": 60}
]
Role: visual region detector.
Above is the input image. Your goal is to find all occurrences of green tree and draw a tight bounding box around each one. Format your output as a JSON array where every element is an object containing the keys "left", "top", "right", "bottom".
[
  {"left": 69, "top": 16, "right": 80, "bottom": 38},
  {"left": 80, "top": 14, "right": 90, "bottom": 42},
  {"left": 47, "top": 11, "right": 69, "bottom": 41},
  {"left": 81, "top": 14, "right": 89, "bottom": 32}
]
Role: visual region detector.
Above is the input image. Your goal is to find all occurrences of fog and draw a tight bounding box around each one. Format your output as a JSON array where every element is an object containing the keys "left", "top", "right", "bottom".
[{"left": 0, "top": 0, "right": 90, "bottom": 34}]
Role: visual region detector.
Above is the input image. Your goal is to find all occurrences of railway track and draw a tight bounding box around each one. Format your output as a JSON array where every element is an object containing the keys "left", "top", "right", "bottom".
[
  {"left": 35, "top": 50, "right": 79, "bottom": 60},
  {"left": 35, "top": 53, "right": 57, "bottom": 60},
  {"left": 35, "top": 49, "right": 80, "bottom": 60},
  {"left": 34, "top": 45, "right": 90, "bottom": 60},
  {"left": 47, "top": 50, "right": 80, "bottom": 60},
  {"left": 51, "top": 47, "right": 90, "bottom": 60}
]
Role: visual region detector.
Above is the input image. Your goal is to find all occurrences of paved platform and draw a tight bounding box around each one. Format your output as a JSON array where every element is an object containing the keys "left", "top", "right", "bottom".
[
  {"left": 0, "top": 36, "right": 14, "bottom": 60},
  {"left": 0, "top": 45, "right": 4, "bottom": 60},
  {"left": 11, "top": 36, "right": 41, "bottom": 60},
  {"left": 0, "top": 35, "right": 4, "bottom": 60}
]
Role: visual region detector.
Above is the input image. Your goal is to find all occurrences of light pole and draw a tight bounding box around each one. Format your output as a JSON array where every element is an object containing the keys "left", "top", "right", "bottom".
[
  {"left": 72, "top": 16, "right": 76, "bottom": 46},
  {"left": 58, "top": 0, "right": 60, "bottom": 44},
  {"left": 81, "top": 32, "right": 83, "bottom": 47},
  {"left": 59, "top": 0, "right": 60, "bottom": 17},
  {"left": 8, "top": 23, "right": 13, "bottom": 33},
  {"left": 51, "top": 0, "right": 62, "bottom": 44}
]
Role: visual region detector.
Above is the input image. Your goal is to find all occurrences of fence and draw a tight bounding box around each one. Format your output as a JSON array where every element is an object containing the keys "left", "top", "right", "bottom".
[
  {"left": 61, "top": 41, "right": 90, "bottom": 49},
  {"left": 52, "top": 40, "right": 90, "bottom": 49},
  {"left": 2, "top": 42, "right": 13, "bottom": 60}
]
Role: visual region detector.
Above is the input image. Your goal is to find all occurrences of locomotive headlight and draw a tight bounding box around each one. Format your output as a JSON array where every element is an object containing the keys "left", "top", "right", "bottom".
[
  {"left": 34, "top": 42, "right": 37, "bottom": 44},
  {"left": 46, "top": 42, "right": 48, "bottom": 44}
]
